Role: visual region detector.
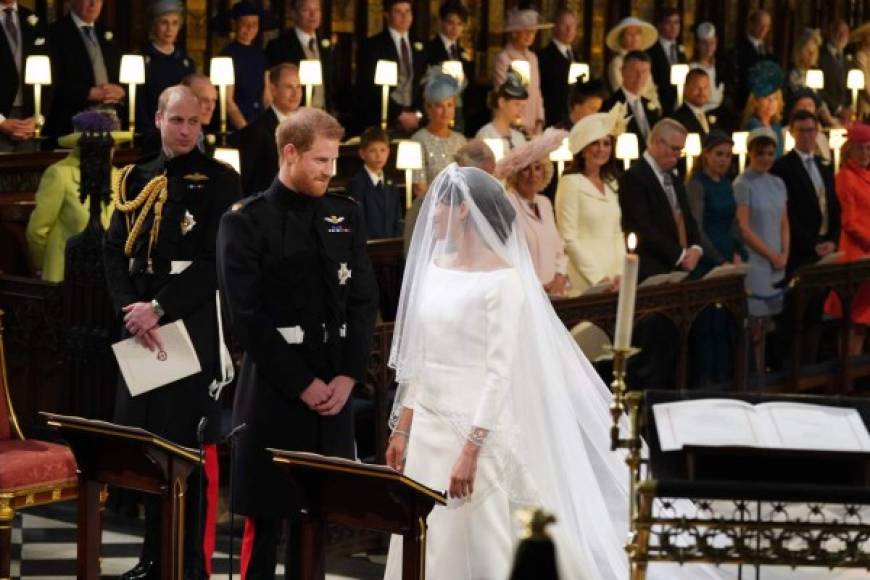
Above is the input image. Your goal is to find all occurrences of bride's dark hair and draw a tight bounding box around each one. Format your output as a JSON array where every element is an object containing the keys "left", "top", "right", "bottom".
[{"left": 460, "top": 167, "right": 516, "bottom": 244}]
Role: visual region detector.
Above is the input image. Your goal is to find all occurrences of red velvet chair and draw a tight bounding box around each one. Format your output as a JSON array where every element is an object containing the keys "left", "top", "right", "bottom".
[{"left": 0, "top": 310, "right": 78, "bottom": 578}]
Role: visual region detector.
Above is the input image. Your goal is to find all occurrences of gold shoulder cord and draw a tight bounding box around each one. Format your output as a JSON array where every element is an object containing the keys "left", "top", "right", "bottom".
[{"left": 112, "top": 163, "right": 170, "bottom": 273}]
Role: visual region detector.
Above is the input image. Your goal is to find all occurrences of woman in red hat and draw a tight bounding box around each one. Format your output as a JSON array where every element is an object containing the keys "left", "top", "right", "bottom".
[{"left": 825, "top": 122, "right": 870, "bottom": 354}]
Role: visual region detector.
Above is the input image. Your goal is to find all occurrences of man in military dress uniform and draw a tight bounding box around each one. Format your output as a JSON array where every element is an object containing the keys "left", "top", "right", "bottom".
[
  {"left": 103, "top": 85, "right": 241, "bottom": 580},
  {"left": 217, "top": 107, "right": 379, "bottom": 579}
]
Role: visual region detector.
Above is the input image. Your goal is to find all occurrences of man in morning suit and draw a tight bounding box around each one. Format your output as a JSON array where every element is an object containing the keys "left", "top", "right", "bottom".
[
  {"left": 265, "top": 0, "right": 335, "bottom": 112},
  {"left": 728, "top": 9, "right": 773, "bottom": 113},
  {"left": 0, "top": 0, "right": 45, "bottom": 151},
  {"left": 602, "top": 51, "right": 661, "bottom": 153},
  {"left": 817, "top": 19, "right": 851, "bottom": 123},
  {"left": 104, "top": 85, "right": 241, "bottom": 580},
  {"left": 619, "top": 119, "right": 702, "bottom": 389},
  {"left": 670, "top": 68, "right": 717, "bottom": 139},
  {"left": 646, "top": 7, "right": 686, "bottom": 116},
  {"left": 235, "top": 63, "right": 303, "bottom": 195},
  {"left": 425, "top": 0, "right": 473, "bottom": 132},
  {"left": 538, "top": 8, "right": 577, "bottom": 128},
  {"left": 356, "top": 0, "right": 427, "bottom": 135},
  {"left": 44, "top": 0, "right": 125, "bottom": 139},
  {"left": 217, "top": 107, "right": 379, "bottom": 579},
  {"left": 771, "top": 109, "right": 841, "bottom": 364}
]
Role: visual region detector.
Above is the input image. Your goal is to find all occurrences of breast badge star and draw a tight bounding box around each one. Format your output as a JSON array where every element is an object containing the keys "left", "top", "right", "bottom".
[{"left": 338, "top": 262, "right": 352, "bottom": 286}]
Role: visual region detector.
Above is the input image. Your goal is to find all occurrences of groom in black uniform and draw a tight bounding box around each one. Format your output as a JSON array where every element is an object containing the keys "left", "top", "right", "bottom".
[
  {"left": 217, "top": 107, "right": 379, "bottom": 579},
  {"left": 104, "top": 85, "right": 241, "bottom": 580}
]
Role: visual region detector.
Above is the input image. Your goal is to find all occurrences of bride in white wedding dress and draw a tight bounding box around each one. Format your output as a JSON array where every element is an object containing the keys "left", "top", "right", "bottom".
[{"left": 381, "top": 164, "right": 860, "bottom": 580}]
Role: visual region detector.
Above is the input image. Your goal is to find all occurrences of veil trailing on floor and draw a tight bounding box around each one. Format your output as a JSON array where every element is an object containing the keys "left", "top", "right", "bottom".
[{"left": 388, "top": 163, "right": 728, "bottom": 579}]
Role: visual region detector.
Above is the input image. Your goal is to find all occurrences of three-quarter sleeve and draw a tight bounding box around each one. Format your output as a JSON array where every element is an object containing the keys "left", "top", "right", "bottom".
[{"left": 471, "top": 271, "right": 526, "bottom": 430}]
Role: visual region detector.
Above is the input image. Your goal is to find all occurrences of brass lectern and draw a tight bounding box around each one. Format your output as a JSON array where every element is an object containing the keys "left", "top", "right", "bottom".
[
  {"left": 269, "top": 449, "right": 446, "bottom": 580},
  {"left": 43, "top": 413, "right": 201, "bottom": 580}
]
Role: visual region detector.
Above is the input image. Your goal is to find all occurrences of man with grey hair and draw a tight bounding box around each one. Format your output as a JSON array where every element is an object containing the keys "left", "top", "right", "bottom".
[
  {"left": 619, "top": 118, "right": 701, "bottom": 389},
  {"left": 104, "top": 84, "right": 241, "bottom": 580},
  {"left": 818, "top": 19, "right": 851, "bottom": 122}
]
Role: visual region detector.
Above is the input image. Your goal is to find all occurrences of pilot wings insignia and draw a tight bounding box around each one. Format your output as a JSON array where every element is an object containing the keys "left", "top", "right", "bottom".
[{"left": 324, "top": 215, "right": 345, "bottom": 224}]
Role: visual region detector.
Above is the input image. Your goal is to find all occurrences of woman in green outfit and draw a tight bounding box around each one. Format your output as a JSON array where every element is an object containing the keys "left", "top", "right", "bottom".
[{"left": 26, "top": 111, "right": 130, "bottom": 282}]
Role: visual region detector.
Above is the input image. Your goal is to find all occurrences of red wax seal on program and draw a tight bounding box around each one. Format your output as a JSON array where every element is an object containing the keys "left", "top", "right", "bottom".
[{"left": 157, "top": 350, "right": 167, "bottom": 361}]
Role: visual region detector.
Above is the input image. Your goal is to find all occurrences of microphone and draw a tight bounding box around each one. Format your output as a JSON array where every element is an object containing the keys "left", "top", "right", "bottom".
[
  {"left": 197, "top": 416, "right": 209, "bottom": 444},
  {"left": 222, "top": 422, "right": 248, "bottom": 442}
]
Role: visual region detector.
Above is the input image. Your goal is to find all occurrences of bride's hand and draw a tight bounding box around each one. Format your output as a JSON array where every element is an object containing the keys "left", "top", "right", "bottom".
[
  {"left": 386, "top": 433, "right": 408, "bottom": 473},
  {"left": 449, "top": 444, "right": 480, "bottom": 499}
]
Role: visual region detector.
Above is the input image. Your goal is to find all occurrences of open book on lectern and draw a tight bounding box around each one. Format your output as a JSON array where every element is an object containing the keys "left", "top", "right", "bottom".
[{"left": 653, "top": 399, "right": 870, "bottom": 453}]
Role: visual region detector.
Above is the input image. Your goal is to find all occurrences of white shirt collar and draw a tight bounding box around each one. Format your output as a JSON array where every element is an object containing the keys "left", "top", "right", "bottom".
[
  {"left": 687, "top": 102, "right": 706, "bottom": 117},
  {"left": 643, "top": 150, "right": 671, "bottom": 183},
  {"left": 552, "top": 38, "right": 572, "bottom": 59},
  {"left": 70, "top": 9, "right": 94, "bottom": 28},
  {"left": 747, "top": 34, "right": 764, "bottom": 49},
  {"left": 271, "top": 104, "right": 293, "bottom": 123},
  {"left": 439, "top": 32, "right": 454, "bottom": 52},
  {"left": 660, "top": 38, "right": 675, "bottom": 50},
  {"left": 796, "top": 148, "right": 816, "bottom": 163},
  {"left": 622, "top": 87, "right": 641, "bottom": 103},
  {"left": 364, "top": 165, "right": 384, "bottom": 187},
  {"left": 2, "top": 3, "right": 18, "bottom": 13},
  {"left": 388, "top": 27, "right": 409, "bottom": 52},
  {"left": 295, "top": 27, "right": 315, "bottom": 48}
]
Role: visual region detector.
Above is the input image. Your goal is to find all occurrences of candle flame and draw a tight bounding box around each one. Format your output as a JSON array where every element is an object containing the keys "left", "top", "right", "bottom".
[{"left": 627, "top": 233, "right": 637, "bottom": 252}]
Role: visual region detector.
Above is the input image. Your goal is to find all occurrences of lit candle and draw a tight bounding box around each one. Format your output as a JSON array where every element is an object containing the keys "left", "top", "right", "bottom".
[{"left": 614, "top": 233, "right": 639, "bottom": 350}]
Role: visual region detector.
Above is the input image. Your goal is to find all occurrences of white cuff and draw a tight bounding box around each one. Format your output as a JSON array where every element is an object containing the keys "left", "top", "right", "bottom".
[{"left": 0, "top": 113, "right": 6, "bottom": 125}]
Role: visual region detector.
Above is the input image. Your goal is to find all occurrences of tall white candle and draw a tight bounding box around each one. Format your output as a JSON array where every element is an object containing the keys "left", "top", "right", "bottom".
[{"left": 614, "top": 233, "right": 639, "bottom": 350}]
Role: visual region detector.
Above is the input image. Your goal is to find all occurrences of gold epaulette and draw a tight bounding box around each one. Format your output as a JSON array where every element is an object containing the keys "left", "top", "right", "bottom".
[{"left": 111, "top": 164, "right": 170, "bottom": 269}]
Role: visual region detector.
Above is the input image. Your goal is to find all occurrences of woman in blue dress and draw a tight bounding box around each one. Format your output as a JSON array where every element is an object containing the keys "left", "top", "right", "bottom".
[
  {"left": 219, "top": 1, "right": 273, "bottom": 130},
  {"left": 138, "top": 1, "right": 196, "bottom": 132},
  {"left": 687, "top": 130, "right": 748, "bottom": 387},
  {"left": 735, "top": 127, "right": 790, "bottom": 376}
]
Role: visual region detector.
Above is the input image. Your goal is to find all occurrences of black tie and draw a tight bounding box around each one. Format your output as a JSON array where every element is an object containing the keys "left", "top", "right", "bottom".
[
  {"left": 669, "top": 43, "right": 678, "bottom": 64},
  {"left": 3, "top": 8, "right": 17, "bottom": 50},
  {"left": 566, "top": 47, "right": 573, "bottom": 62},
  {"left": 308, "top": 37, "right": 316, "bottom": 56},
  {"left": 375, "top": 179, "right": 384, "bottom": 192},
  {"left": 450, "top": 43, "right": 461, "bottom": 61}
]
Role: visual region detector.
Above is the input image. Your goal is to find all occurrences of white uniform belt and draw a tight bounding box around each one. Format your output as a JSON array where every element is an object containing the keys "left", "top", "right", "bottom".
[{"left": 277, "top": 324, "right": 347, "bottom": 345}]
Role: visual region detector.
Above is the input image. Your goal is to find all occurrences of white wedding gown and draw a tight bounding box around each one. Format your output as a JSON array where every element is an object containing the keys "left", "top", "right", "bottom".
[{"left": 384, "top": 263, "right": 533, "bottom": 580}]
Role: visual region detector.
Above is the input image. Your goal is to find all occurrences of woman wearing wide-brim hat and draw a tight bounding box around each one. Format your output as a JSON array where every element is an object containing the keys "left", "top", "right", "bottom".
[
  {"left": 492, "top": 8, "right": 551, "bottom": 135},
  {"left": 605, "top": 16, "right": 661, "bottom": 111},
  {"left": 26, "top": 110, "right": 130, "bottom": 282}
]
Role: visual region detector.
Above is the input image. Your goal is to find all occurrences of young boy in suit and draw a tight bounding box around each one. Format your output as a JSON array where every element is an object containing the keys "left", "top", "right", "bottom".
[{"left": 346, "top": 126, "right": 403, "bottom": 240}]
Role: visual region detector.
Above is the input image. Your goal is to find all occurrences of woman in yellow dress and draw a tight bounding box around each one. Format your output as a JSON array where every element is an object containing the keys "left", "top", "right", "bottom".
[{"left": 26, "top": 111, "right": 131, "bottom": 282}]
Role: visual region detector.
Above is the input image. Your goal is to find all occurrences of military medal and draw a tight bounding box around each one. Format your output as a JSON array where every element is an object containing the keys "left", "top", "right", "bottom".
[
  {"left": 338, "top": 262, "right": 352, "bottom": 285},
  {"left": 181, "top": 210, "right": 196, "bottom": 235}
]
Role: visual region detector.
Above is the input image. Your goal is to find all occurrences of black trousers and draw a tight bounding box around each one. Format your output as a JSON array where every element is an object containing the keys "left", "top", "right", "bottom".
[
  {"left": 140, "top": 465, "right": 208, "bottom": 579},
  {"left": 242, "top": 517, "right": 304, "bottom": 580}
]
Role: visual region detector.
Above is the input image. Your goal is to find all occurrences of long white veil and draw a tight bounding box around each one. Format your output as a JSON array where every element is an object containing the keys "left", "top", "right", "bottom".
[{"left": 388, "top": 164, "right": 727, "bottom": 579}]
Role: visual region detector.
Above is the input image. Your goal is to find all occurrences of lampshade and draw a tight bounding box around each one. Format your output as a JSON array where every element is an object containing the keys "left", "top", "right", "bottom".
[
  {"left": 847, "top": 69, "right": 866, "bottom": 90},
  {"left": 670, "top": 63, "right": 690, "bottom": 86},
  {"left": 510, "top": 60, "right": 531, "bottom": 85},
  {"left": 119, "top": 54, "right": 145, "bottom": 85},
  {"left": 829, "top": 127, "right": 848, "bottom": 150},
  {"left": 483, "top": 138, "right": 505, "bottom": 162},
  {"left": 375, "top": 60, "right": 398, "bottom": 86},
  {"left": 805, "top": 69, "right": 824, "bottom": 90},
  {"left": 568, "top": 62, "right": 590, "bottom": 85},
  {"left": 299, "top": 60, "right": 323, "bottom": 86},
  {"left": 442, "top": 60, "right": 464, "bottom": 84},
  {"left": 209, "top": 57, "right": 235, "bottom": 86},
  {"left": 615, "top": 133, "right": 639, "bottom": 161},
  {"left": 732, "top": 131, "right": 749, "bottom": 155},
  {"left": 684, "top": 133, "right": 702, "bottom": 157},
  {"left": 549, "top": 138, "right": 573, "bottom": 162},
  {"left": 214, "top": 148, "right": 241, "bottom": 173},
  {"left": 396, "top": 140, "right": 423, "bottom": 170},
  {"left": 784, "top": 131, "right": 795, "bottom": 153},
  {"left": 25, "top": 55, "right": 51, "bottom": 85}
]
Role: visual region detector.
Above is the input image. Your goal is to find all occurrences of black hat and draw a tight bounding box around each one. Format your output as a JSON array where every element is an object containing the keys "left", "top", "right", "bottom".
[
  {"left": 212, "top": 1, "right": 278, "bottom": 35},
  {"left": 497, "top": 71, "right": 529, "bottom": 100}
]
